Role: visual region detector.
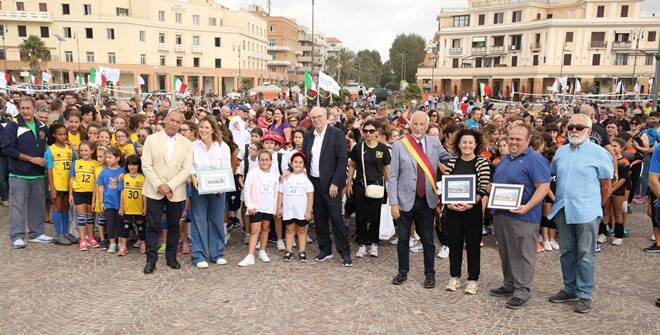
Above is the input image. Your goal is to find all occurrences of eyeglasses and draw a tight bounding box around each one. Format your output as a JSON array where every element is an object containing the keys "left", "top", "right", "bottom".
[
  {"left": 364, "top": 129, "right": 377, "bottom": 134},
  {"left": 566, "top": 124, "right": 590, "bottom": 131},
  {"left": 431, "top": 114, "right": 438, "bottom": 117},
  {"left": 179, "top": 128, "right": 190, "bottom": 133}
]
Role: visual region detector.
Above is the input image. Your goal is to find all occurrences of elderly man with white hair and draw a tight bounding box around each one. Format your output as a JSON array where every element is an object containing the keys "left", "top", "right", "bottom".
[{"left": 547, "top": 113, "right": 613, "bottom": 314}]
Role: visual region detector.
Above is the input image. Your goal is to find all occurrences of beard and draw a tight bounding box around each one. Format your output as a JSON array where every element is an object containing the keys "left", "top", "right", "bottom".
[{"left": 568, "top": 135, "right": 588, "bottom": 145}]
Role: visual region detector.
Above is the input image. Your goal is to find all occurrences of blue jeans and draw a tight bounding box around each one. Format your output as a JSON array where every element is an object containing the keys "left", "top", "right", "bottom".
[
  {"left": 190, "top": 188, "right": 226, "bottom": 264},
  {"left": 554, "top": 209, "right": 598, "bottom": 299}
]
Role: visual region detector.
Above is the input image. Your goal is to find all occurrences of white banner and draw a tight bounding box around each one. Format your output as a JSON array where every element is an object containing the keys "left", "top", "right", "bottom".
[
  {"left": 559, "top": 76, "right": 568, "bottom": 90},
  {"left": 318, "top": 71, "right": 341, "bottom": 96}
]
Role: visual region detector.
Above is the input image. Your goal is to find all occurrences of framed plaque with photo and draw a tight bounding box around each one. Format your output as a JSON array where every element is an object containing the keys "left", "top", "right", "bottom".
[
  {"left": 488, "top": 183, "right": 524, "bottom": 210},
  {"left": 196, "top": 168, "right": 236, "bottom": 195},
  {"left": 440, "top": 175, "right": 476, "bottom": 204}
]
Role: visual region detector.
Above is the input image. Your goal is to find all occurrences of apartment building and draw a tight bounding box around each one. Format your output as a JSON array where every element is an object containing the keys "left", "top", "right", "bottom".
[
  {"left": 417, "top": 0, "right": 660, "bottom": 98},
  {"left": 0, "top": 0, "right": 271, "bottom": 94}
]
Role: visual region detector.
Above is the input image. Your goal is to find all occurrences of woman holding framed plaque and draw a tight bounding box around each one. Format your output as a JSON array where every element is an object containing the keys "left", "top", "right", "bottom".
[
  {"left": 189, "top": 116, "right": 233, "bottom": 269},
  {"left": 441, "top": 128, "right": 491, "bottom": 294}
]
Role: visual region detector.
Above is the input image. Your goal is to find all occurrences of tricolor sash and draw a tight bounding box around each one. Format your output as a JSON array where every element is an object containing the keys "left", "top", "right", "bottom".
[{"left": 401, "top": 135, "right": 437, "bottom": 194}]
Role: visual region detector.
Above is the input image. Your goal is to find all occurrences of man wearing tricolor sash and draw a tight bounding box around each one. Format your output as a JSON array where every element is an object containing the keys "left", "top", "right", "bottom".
[{"left": 388, "top": 111, "right": 452, "bottom": 289}]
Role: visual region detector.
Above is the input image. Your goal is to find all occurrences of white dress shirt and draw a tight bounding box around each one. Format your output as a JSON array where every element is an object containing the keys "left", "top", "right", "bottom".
[
  {"left": 310, "top": 125, "right": 327, "bottom": 178},
  {"left": 191, "top": 139, "right": 231, "bottom": 173},
  {"left": 165, "top": 133, "right": 177, "bottom": 163}
]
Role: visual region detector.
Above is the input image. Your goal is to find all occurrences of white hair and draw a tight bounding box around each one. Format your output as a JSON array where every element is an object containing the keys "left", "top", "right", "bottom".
[{"left": 570, "top": 113, "right": 592, "bottom": 128}]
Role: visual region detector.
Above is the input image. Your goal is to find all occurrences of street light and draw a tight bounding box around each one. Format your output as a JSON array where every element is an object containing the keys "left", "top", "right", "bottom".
[
  {"left": 74, "top": 32, "right": 80, "bottom": 75},
  {"left": 559, "top": 42, "right": 567, "bottom": 85},
  {"left": 54, "top": 33, "right": 65, "bottom": 84},
  {"left": 653, "top": 36, "right": 660, "bottom": 111},
  {"left": 400, "top": 53, "right": 406, "bottom": 83},
  {"left": 631, "top": 27, "right": 644, "bottom": 90},
  {"left": 232, "top": 43, "right": 242, "bottom": 91}
]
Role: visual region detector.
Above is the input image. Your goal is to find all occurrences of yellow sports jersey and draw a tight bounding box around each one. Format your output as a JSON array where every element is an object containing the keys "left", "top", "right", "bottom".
[
  {"left": 68, "top": 131, "right": 81, "bottom": 146},
  {"left": 122, "top": 173, "right": 145, "bottom": 215},
  {"left": 71, "top": 159, "right": 96, "bottom": 192},
  {"left": 93, "top": 163, "right": 104, "bottom": 213},
  {"left": 118, "top": 143, "right": 136, "bottom": 157},
  {"left": 49, "top": 144, "right": 73, "bottom": 191}
]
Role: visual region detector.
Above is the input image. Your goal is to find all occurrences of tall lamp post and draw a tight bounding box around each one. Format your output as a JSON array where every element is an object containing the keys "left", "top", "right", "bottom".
[
  {"left": 653, "top": 36, "right": 660, "bottom": 111},
  {"left": 311, "top": 0, "right": 319, "bottom": 106},
  {"left": 631, "top": 27, "right": 643, "bottom": 90},
  {"left": 54, "top": 34, "right": 65, "bottom": 84},
  {"left": 400, "top": 53, "right": 406, "bottom": 84},
  {"left": 233, "top": 43, "right": 242, "bottom": 91},
  {"left": 74, "top": 32, "right": 80, "bottom": 75}
]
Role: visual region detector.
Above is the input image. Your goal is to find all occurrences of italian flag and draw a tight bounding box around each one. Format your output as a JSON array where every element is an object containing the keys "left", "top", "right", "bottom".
[
  {"left": 76, "top": 74, "right": 84, "bottom": 86},
  {"left": 479, "top": 82, "right": 491, "bottom": 97},
  {"left": 172, "top": 76, "right": 187, "bottom": 94},
  {"left": 88, "top": 67, "right": 106, "bottom": 87},
  {"left": 28, "top": 72, "right": 40, "bottom": 86},
  {"left": 5, "top": 72, "right": 15, "bottom": 85},
  {"left": 304, "top": 70, "right": 316, "bottom": 95}
]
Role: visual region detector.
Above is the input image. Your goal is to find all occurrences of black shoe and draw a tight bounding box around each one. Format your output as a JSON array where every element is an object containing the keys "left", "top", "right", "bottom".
[
  {"left": 99, "top": 240, "right": 109, "bottom": 251},
  {"left": 283, "top": 252, "right": 293, "bottom": 262},
  {"left": 423, "top": 277, "right": 436, "bottom": 289},
  {"left": 166, "top": 259, "right": 181, "bottom": 270},
  {"left": 489, "top": 286, "right": 514, "bottom": 297},
  {"left": 143, "top": 262, "right": 156, "bottom": 274},
  {"left": 549, "top": 290, "right": 579, "bottom": 303},
  {"left": 643, "top": 244, "right": 660, "bottom": 253},
  {"left": 655, "top": 297, "right": 660, "bottom": 307},
  {"left": 392, "top": 273, "right": 407, "bottom": 285},
  {"left": 298, "top": 252, "right": 307, "bottom": 262},
  {"left": 574, "top": 298, "right": 592, "bottom": 313},
  {"left": 65, "top": 233, "right": 79, "bottom": 244},
  {"left": 314, "top": 251, "right": 333, "bottom": 262},
  {"left": 505, "top": 297, "right": 528, "bottom": 310},
  {"left": 341, "top": 255, "right": 352, "bottom": 267}
]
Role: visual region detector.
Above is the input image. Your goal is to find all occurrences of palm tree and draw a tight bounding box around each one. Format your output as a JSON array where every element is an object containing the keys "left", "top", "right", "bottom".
[
  {"left": 325, "top": 47, "right": 356, "bottom": 85},
  {"left": 18, "top": 35, "right": 50, "bottom": 77}
]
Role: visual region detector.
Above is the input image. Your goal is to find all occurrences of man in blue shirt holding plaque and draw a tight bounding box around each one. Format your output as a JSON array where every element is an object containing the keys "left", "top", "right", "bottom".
[
  {"left": 489, "top": 124, "right": 551, "bottom": 310},
  {"left": 547, "top": 113, "right": 613, "bottom": 314}
]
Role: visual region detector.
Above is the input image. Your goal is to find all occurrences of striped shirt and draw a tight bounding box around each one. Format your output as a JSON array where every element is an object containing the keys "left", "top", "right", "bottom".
[{"left": 443, "top": 156, "right": 491, "bottom": 197}]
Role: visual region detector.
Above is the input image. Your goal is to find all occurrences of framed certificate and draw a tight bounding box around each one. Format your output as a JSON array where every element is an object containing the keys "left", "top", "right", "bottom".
[
  {"left": 441, "top": 174, "right": 476, "bottom": 204},
  {"left": 488, "top": 183, "right": 524, "bottom": 210},
  {"left": 196, "top": 168, "right": 236, "bottom": 195}
]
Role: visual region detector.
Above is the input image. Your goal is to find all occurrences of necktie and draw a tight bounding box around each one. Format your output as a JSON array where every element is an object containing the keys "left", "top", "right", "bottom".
[{"left": 416, "top": 141, "right": 426, "bottom": 198}]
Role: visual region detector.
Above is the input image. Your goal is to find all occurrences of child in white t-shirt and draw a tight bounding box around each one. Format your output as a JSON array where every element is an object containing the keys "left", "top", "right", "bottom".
[
  {"left": 276, "top": 152, "right": 314, "bottom": 262},
  {"left": 238, "top": 149, "right": 281, "bottom": 267}
]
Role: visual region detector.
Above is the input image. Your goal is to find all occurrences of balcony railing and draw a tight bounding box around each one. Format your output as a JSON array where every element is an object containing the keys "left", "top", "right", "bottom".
[
  {"left": 158, "top": 43, "right": 169, "bottom": 51},
  {"left": 509, "top": 45, "right": 521, "bottom": 51},
  {"left": 267, "top": 60, "right": 291, "bottom": 66},
  {"left": 440, "top": 8, "right": 468, "bottom": 13},
  {"left": 0, "top": 10, "right": 53, "bottom": 22},
  {"left": 298, "top": 56, "right": 312, "bottom": 62},
  {"left": 490, "top": 45, "right": 505, "bottom": 52},
  {"left": 471, "top": 0, "right": 559, "bottom": 8},
  {"left": 449, "top": 47, "right": 462, "bottom": 55},
  {"left": 191, "top": 45, "right": 203, "bottom": 53},
  {"left": 472, "top": 46, "right": 487, "bottom": 53},
  {"left": 175, "top": 44, "right": 185, "bottom": 52},
  {"left": 530, "top": 42, "right": 541, "bottom": 50},
  {"left": 612, "top": 41, "right": 632, "bottom": 49},
  {"left": 267, "top": 45, "right": 291, "bottom": 52},
  {"left": 589, "top": 41, "right": 608, "bottom": 48}
]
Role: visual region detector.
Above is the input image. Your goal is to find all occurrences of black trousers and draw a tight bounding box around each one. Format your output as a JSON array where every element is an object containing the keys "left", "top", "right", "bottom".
[
  {"left": 310, "top": 177, "right": 350, "bottom": 256},
  {"left": 353, "top": 185, "right": 382, "bottom": 245},
  {"left": 396, "top": 196, "right": 436, "bottom": 277},
  {"left": 145, "top": 197, "right": 183, "bottom": 264},
  {"left": 444, "top": 207, "right": 483, "bottom": 280}
]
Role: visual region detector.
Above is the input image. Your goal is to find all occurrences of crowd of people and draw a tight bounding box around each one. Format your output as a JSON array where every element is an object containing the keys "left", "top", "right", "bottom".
[{"left": 1, "top": 90, "right": 659, "bottom": 312}]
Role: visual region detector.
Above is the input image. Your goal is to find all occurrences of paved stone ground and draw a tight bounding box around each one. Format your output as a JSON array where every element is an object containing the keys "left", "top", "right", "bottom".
[{"left": 0, "top": 204, "right": 658, "bottom": 335}]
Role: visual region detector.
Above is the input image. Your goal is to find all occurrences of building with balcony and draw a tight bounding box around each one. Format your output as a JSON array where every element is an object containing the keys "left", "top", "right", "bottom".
[
  {"left": 298, "top": 25, "right": 313, "bottom": 73},
  {"left": 0, "top": 0, "right": 272, "bottom": 95},
  {"left": 326, "top": 37, "right": 342, "bottom": 59},
  {"left": 417, "top": 0, "right": 660, "bottom": 98}
]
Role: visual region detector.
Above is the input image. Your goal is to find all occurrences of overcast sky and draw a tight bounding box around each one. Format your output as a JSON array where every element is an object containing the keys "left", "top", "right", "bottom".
[{"left": 225, "top": 0, "right": 660, "bottom": 61}]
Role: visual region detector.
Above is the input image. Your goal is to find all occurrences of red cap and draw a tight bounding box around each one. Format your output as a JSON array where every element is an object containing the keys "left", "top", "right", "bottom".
[{"left": 262, "top": 133, "right": 284, "bottom": 145}]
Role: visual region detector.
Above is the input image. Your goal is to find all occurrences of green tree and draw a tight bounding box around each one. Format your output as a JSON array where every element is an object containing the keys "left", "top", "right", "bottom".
[
  {"left": 355, "top": 49, "right": 382, "bottom": 88},
  {"left": 18, "top": 35, "right": 49, "bottom": 77},
  {"left": 325, "top": 47, "right": 356, "bottom": 85},
  {"left": 388, "top": 33, "right": 426, "bottom": 84}
]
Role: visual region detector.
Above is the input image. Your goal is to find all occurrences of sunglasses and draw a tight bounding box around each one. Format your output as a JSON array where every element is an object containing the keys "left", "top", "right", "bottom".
[
  {"left": 363, "top": 129, "right": 377, "bottom": 134},
  {"left": 566, "top": 124, "right": 589, "bottom": 131}
]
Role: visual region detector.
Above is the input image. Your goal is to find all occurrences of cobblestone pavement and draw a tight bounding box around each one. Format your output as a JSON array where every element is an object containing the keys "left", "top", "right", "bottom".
[{"left": 0, "top": 204, "right": 658, "bottom": 335}]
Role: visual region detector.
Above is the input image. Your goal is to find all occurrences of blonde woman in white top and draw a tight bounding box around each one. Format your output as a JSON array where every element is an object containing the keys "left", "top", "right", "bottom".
[{"left": 189, "top": 117, "right": 231, "bottom": 269}]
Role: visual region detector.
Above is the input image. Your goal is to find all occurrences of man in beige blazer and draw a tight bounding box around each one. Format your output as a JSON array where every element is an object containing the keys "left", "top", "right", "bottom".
[{"left": 142, "top": 109, "right": 193, "bottom": 274}]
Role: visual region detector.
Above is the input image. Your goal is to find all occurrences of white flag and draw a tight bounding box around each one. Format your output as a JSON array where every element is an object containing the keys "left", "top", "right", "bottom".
[
  {"left": 616, "top": 80, "right": 624, "bottom": 94},
  {"left": 0, "top": 71, "right": 6, "bottom": 88},
  {"left": 634, "top": 82, "right": 641, "bottom": 94},
  {"left": 318, "top": 71, "right": 341, "bottom": 96},
  {"left": 41, "top": 71, "right": 52, "bottom": 83},
  {"left": 649, "top": 78, "right": 654, "bottom": 91},
  {"left": 138, "top": 76, "right": 145, "bottom": 85},
  {"left": 559, "top": 77, "right": 569, "bottom": 91},
  {"left": 574, "top": 78, "right": 582, "bottom": 94},
  {"left": 550, "top": 79, "right": 559, "bottom": 93}
]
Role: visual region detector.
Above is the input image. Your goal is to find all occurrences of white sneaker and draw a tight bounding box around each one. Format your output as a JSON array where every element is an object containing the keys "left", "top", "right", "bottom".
[
  {"left": 611, "top": 238, "right": 623, "bottom": 246},
  {"left": 369, "top": 244, "right": 378, "bottom": 257},
  {"left": 215, "top": 258, "right": 227, "bottom": 265},
  {"left": 195, "top": 261, "right": 209, "bottom": 268},
  {"left": 480, "top": 241, "right": 484, "bottom": 247},
  {"left": 107, "top": 243, "right": 117, "bottom": 253},
  {"left": 549, "top": 240, "right": 560, "bottom": 250},
  {"left": 258, "top": 250, "right": 271, "bottom": 262},
  {"left": 413, "top": 232, "right": 421, "bottom": 240},
  {"left": 543, "top": 241, "right": 553, "bottom": 251},
  {"left": 389, "top": 237, "right": 398, "bottom": 245},
  {"left": 597, "top": 234, "right": 607, "bottom": 243},
  {"left": 276, "top": 239, "right": 285, "bottom": 251},
  {"left": 238, "top": 254, "right": 255, "bottom": 267},
  {"left": 355, "top": 245, "right": 367, "bottom": 258},
  {"left": 651, "top": 234, "right": 656, "bottom": 241},
  {"left": 11, "top": 239, "right": 26, "bottom": 249},
  {"left": 28, "top": 234, "right": 53, "bottom": 243},
  {"left": 410, "top": 241, "right": 424, "bottom": 253},
  {"left": 243, "top": 233, "right": 250, "bottom": 244},
  {"left": 409, "top": 237, "right": 416, "bottom": 248},
  {"left": 437, "top": 245, "right": 449, "bottom": 259},
  {"left": 446, "top": 277, "right": 461, "bottom": 291},
  {"left": 132, "top": 240, "right": 140, "bottom": 248},
  {"left": 464, "top": 280, "right": 478, "bottom": 295},
  {"left": 482, "top": 226, "right": 487, "bottom": 236}
]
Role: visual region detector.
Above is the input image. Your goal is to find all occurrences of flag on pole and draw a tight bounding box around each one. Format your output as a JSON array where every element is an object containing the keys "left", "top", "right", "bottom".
[
  {"left": 478, "top": 82, "right": 491, "bottom": 97},
  {"left": 634, "top": 81, "right": 641, "bottom": 94},
  {"left": 574, "top": 78, "right": 582, "bottom": 94},
  {"left": 172, "top": 76, "right": 187, "bottom": 94},
  {"left": 28, "top": 72, "right": 36, "bottom": 85},
  {"left": 41, "top": 71, "right": 52, "bottom": 83},
  {"left": 318, "top": 71, "right": 340, "bottom": 95},
  {"left": 76, "top": 74, "right": 84, "bottom": 86},
  {"left": 559, "top": 77, "right": 569, "bottom": 91},
  {"left": 138, "top": 76, "right": 145, "bottom": 85},
  {"left": 0, "top": 72, "right": 6, "bottom": 88},
  {"left": 616, "top": 80, "right": 624, "bottom": 94},
  {"left": 88, "top": 67, "right": 107, "bottom": 87},
  {"left": 550, "top": 79, "right": 559, "bottom": 94},
  {"left": 304, "top": 70, "right": 317, "bottom": 95}
]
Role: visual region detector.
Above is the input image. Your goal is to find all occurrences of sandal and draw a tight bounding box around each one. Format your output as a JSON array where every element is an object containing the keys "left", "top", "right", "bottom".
[{"left": 117, "top": 247, "right": 128, "bottom": 256}]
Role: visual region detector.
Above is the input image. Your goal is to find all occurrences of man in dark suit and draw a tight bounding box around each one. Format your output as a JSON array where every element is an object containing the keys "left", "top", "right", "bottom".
[{"left": 302, "top": 107, "right": 351, "bottom": 267}]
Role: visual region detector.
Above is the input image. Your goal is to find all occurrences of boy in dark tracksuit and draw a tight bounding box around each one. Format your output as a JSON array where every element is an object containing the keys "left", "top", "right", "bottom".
[{"left": 1, "top": 99, "right": 51, "bottom": 248}]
